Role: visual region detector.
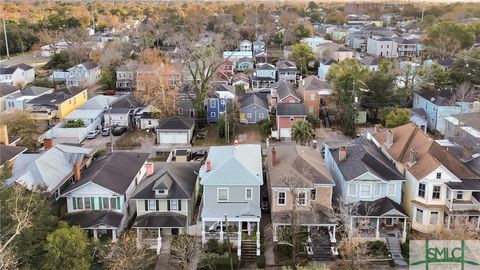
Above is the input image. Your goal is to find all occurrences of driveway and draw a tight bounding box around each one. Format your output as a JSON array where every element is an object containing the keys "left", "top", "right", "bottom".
[{"left": 82, "top": 134, "right": 121, "bottom": 151}]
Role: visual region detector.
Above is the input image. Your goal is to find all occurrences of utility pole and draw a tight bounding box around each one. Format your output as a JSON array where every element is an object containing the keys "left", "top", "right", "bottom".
[
  {"left": 107, "top": 100, "right": 114, "bottom": 153},
  {"left": 2, "top": 8, "right": 9, "bottom": 59},
  {"left": 91, "top": 0, "right": 95, "bottom": 34}
]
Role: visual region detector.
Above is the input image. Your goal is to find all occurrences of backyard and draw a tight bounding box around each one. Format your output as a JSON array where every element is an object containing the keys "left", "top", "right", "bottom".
[{"left": 193, "top": 123, "right": 262, "bottom": 146}]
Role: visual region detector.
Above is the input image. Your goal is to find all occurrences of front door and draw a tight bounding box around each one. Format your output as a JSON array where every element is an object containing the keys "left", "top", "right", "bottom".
[{"left": 171, "top": 228, "right": 179, "bottom": 235}]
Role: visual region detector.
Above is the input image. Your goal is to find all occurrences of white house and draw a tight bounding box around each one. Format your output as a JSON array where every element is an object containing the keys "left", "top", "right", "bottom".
[
  {"left": 4, "top": 86, "right": 54, "bottom": 111},
  {"left": 239, "top": 40, "right": 252, "bottom": 52},
  {"left": 0, "top": 63, "right": 35, "bottom": 86},
  {"left": 367, "top": 37, "right": 398, "bottom": 58},
  {"left": 66, "top": 62, "right": 100, "bottom": 87},
  {"left": 301, "top": 36, "right": 331, "bottom": 53},
  {"left": 41, "top": 41, "right": 69, "bottom": 57}
]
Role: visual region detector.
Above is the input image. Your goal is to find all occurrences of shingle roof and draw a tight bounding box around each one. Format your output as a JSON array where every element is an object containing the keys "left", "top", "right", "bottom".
[
  {"left": 256, "top": 63, "right": 276, "bottom": 70},
  {"left": 273, "top": 80, "right": 300, "bottom": 101},
  {"left": 63, "top": 152, "right": 149, "bottom": 195},
  {"left": 0, "top": 144, "right": 27, "bottom": 167},
  {"left": 157, "top": 116, "right": 195, "bottom": 130},
  {"left": 62, "top": 210, "right": 123, "bottom": 228},
  {"left": 450, "top": 112, "right": 480, "bottom": 130},
  {"left": 356, "top": 197, "right": 408, "bottom": 217},
  {"left": 266, "top": 145, "right": 335, "bottom": 187},
  {"left": 299, "top": 75, "right": 332, "bottom": 92},
  {"left": 239, "top": 93, "right": 269, "bottom": 110},
  {"left": 111, "top": 93, "right": 142, "bottom": 108},
  {"left": 202, "top": 201, "right": 261, "bottom": 219},
  {"left": 276, "top": 103, "right": 307, "bottom": 116},
  {"left": 28, "top": 86, "right": 85, "bottom": 105},
  {"left": 276, "top": 60, "right": 297, "bottom": 70},
  {"left": 409, "top": 108, "right": 427, "bottom": 118},
  {"left": 0, "top": 63, "right": 33, "bottom": 74},
  {"left": 416, "top": 89, "right": 459, "bottom": 106},
  {"left": 133, "top": 212, "right": 187, "bottom": 228},
  {"left": 199, "top": 144, "right": 263, "bottom": 186},
  {"left": 132, "top": 162, "right": 200, "bottom": 200},
  {"left": 0, "top": 85, "right": 19, "bottom": 97},
  {"left": 81, "top": 61, "right": 98, "bottom": 70}
]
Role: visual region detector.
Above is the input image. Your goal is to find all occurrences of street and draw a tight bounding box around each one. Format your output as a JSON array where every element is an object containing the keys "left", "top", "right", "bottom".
[{"left": 0, "top": 51, "right": 50, "bottom": 67}]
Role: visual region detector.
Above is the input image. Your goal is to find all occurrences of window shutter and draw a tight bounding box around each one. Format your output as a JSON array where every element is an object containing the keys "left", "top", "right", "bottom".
[
  {"left": 91, "top": 197, "right": 95, "bottom": 210},
  {"left": 144, "top": 200, "right": 148, "bottom": 211},
  {"left": 72, "top": 197, "right": 77, "bottom": 210},
  {"left": 116, "top": 197, "right": 120, "bottom": 210},
  {"left": 99, "top": 197, "right": 103, "bottom": 210},
  {"left": 167, "top": 200, "right": 170, "bottom": 211},
  {"left": 178, "top": 200, "right": 182, "bottom": 211},
  {"left": 156, "top": 200, "right": 159, "bottom": 211}
]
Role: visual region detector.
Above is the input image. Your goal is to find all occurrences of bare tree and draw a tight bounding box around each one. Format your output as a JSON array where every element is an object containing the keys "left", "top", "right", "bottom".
[
  {"left": 169, "top": 234, "right": 201, "bottom": 270},
  {"left": 61, "top": 27, "right": 91, "bottom": 65},
  {"left": 416, "top": 218, "right": 480, "bottom": 241}
]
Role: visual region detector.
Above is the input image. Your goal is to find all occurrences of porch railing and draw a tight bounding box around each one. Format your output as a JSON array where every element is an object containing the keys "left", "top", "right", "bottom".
[{"left": 449, "top": 197, "right": 480, "bottom": 211}]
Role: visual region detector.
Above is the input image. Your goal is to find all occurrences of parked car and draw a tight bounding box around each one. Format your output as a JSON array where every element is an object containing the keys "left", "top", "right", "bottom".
[
  {"left": 101, "top": 128, "right": 111, "bottom": 136},
  {"left": 112, "top": 126, "right": 127, "bottom": 136},
  {"left": 103, "top": 90, "right": 116, "bottom": 95},
  {"left": 86, "top": 130, "right": 100, "bottom": 139}
]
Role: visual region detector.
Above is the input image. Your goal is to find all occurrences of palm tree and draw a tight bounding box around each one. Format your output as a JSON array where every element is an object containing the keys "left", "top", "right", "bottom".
[{"left": 291, "top": 120, "right": 315, "bottom": 145}]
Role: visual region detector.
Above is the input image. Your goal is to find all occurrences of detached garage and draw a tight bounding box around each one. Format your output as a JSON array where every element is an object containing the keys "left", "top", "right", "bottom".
[{"left": 155, "top": 116, "right": 195, "bottom": 145}]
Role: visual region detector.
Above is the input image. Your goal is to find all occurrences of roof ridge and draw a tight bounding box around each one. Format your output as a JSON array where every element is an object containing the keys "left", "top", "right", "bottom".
[{"left": 397, "top": 124, "right": 418, "bottom": 161}]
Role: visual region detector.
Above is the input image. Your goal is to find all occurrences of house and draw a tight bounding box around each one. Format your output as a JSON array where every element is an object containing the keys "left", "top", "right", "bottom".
[
  {"left": 4, "top": 86, "right": 54, "bottom": 111},
  {"left": 271, "top": 80, "right": 301, "bottom": 105},
  {"left": 7, "top": 143, "right": 94, "bottom": 200},
  {"left": 116, "top": 61, "right": 139, "bottom": 90},
  {"left": 301, "top": 36, "right": 331, "bottom": 53},
  {"left": 371, "top": 123, "right": 480, "bottom": 233},
  {"left": 367, "top": 37, "right": 398, "bottom": 58},
  {"left": 206, "top": 94, "right": 227, "bottom": 124},
  {"left": 266, "top": 145, "right": 338, "bottom": 258},
  {"left": 331, "top": 47, "right": 355, "bottom": 62},
  {"left": 239, "top": 40, "right": 253, "bottom": 52},
  {"left": 0, "top": 85, "right": 20, "bottom": 112},
  {"left": 254, "top": 51, "right": 275, "bottom": 64},
  {"left": 276, "top": 60, "right": 299, "bottom": 84},
  {"left": 200, "top": 144, "right": 263, "bottom": 259},
  {"left": 324, "top": 137, "right": 408, "bottom": 243},
  {"left": 27, "top": 86, "right": 88, "bottom": 123},
  {"left": 231, "top": 73, "right": 250, "bottom": 92},
  {"left": 103, "top": 93, "right": 142, "bottom": 128},
  {"left": 156, "top": 116, "right": 195, "bottom": 145},
  {"left": 66, "top": 62, "right": 100, "bottom": 87},
  {"left": 61, "top": 152, "right": 149, "bottom": 242},
  {"left": 41, "top": 41, "right": 69, "bottom": 57},
  {"left": 0, "top": 63, "right": 34, "bottom": 86},
  {"left": 409, "top": 108, "right": 428, "bottom": 133},
  {"left": 395, "top": 38, "right": 421, "bottom": 57},
  {"left": 412, "top": 90, "right": 472, "bottom": 134},
  {"left": 298, "top": 75, "right": 333, "bottom": 117},
  {"left": 359, "top": 56, "right": 379, "bottom": 71},
  {"left": 132, "top": 162, "right": 201, "bottom": 253},
  {"left": 223, "top": 51, "right": 253, "bottom": 65},
  {"left": 236, "top": 57, "right": 255, "bottom": 72},
  {"left": 445, "top": 111, "right": 480, "bottom": 140},
  {"left": 239, "top": 93, "right": 270, "bottom": 124},
  {"left": 252, "top": 40, "right": 265, "bottom": 55},
  {"left": 275, "top": 103, "right": 307, "bottom": 139},
  {"left": 252, "top": 63, "right": 276, "bottom": 90},
  {"left": 221, "top": 60, "right": 235, "bottom": 76},
  {"left": 318, "top": 58, "right": 337, "bottom": 80},
  {"left": 79, "top": 95, "right": 118, "bottom": 111},
  {"left": 0, "top": 125, "right": 27, "bottom": 170}
]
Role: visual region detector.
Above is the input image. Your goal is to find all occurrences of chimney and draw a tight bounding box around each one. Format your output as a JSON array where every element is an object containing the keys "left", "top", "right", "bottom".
[
  {"left": 271, "top": 147, "right": 277, "bottom": 166},
  {"left": 374, "top": 124, "right": 379, "bottom": 134},
  {"left": 73, "top": 162, "right": 82, "bottom": 181},
  {"left": 339, "top": 146, "right": 347, "bottom": 162},
  {"left": 145, "top": 163, "right": 154, "bottom": 176},
  {"left": 408, "top": 149, "right": 416, "bottom": 165},
  {"left": 0, "top": 124, "right": 8, "bottom": 145},
  {"left": 44, "top": 138, "right": 54, "bottom": 150},
  {"left": 386, "top": 129, "right": 393, "bottom": 148},
  {"left": 464, "top": 144, "right": 473, "bottom": 161},
  {"left": 206, "top": 160, "right": 212, "bottom": 172}
]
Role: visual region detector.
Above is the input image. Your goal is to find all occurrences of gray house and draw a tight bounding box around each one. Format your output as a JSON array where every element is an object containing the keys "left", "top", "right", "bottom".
[
  {"left": 200, "top": 144, "right": 263, "bottom": 260},
  {"left": 239, "top": 93, "right": 269, "bottom": 124}
]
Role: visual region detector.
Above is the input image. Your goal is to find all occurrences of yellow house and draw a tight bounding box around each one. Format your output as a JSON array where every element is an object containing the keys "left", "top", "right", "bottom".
[{"left": 28, "top": 86, "right": 88, "bottom": 121}]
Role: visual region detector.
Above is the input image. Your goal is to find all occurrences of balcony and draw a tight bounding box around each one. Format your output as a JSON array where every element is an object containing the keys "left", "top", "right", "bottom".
[
  {"left": 448, "top": 197, "right": 480, "bottom": 212},
  {"left": 28, "top": 106, "right": 59, "bottom": 120}
]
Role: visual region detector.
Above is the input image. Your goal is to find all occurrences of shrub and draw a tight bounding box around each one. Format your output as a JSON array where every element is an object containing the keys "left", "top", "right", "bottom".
[
  {"left": 206, "top": 239, "right": 220, "bottom": 254},
  {"left": 366, "top": 240, "right": 389, "bottom": 257},
  {"left": 63, "top": 119, "right": 85, "bottom": 128},
  {"left": 256, "top": 254, "right": 266, "bottom": 269},
  {"left": 401, "top": 241, "right": 409, "bottom": 260}
]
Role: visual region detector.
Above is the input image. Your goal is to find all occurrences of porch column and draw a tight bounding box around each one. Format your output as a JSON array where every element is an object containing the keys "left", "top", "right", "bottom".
[
  {"left": 237, "top": 222, "right": 242, "bottom": 257},
  {"left": 273, "top": 224, "right": 278, "bottom": 242},
  {"left": 112, "top": 229, "right": 117, "bottom": 242},
  {"left": 201, "top": 220, "right": 206, "bottom": 244},
  {"left": 93, "top": 229, "right": 98, "bottom": 240},
  {"left": 156, "top": 228, "right": 162, "bottom": 255},
  {"left": 447, "top": 215, "right": 451, "bottom": 229},
  {"left": 307, "top": 226, "right": 311, "bottom": 243},
  {"left": 247, "top": 222, "right": 251, "bottom": 236},
  {"left": 376, "top": 218, "right": 380, "bottom": 239},
  {"left": 402, "top": 218, "right": 407, "bottom": 243},
  {"left": 477, "top": 217, "right": 480, "bottom": 231},
  {"left": 349, "top": 217, "right": 353, "bottom": 237},
  {"left": 220, "top": 221, "right": 224, "bottom": 242},
  {"left": 332, "top": 225, "right": 337, "bottom": 242},
  {"left": 256, "top": 221, "right": 260, "bottom": 256},
  {"left": 136, "top": 228, "right": 142, "bottom": 248}
]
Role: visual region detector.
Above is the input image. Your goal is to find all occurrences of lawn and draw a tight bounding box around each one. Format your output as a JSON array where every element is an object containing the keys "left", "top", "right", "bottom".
[{"left": 193, "top": 124, "right": 228, "bottom": 146}]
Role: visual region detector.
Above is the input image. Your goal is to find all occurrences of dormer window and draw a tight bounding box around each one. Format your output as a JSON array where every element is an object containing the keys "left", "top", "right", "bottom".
[{"left": 155, "top": 189, "right": 168, "bottom": 196}]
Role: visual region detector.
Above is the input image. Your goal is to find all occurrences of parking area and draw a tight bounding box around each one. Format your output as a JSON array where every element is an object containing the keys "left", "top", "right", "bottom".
[{"left": 82, "top": 133, "right": 122, "bottom": 150}]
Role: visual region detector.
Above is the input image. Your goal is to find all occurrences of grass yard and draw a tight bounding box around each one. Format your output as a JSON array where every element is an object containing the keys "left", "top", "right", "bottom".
[{"left": 193, "top": 124, "right": 228, "bottom": 146}]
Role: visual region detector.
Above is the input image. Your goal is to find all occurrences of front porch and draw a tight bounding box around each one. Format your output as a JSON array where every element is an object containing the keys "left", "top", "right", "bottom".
[
  {"left": 136, "top": 227, "right": 185, "bottom": 254},
  {"left": 350, "top": 216, "right": 407, "bottom": 243}
]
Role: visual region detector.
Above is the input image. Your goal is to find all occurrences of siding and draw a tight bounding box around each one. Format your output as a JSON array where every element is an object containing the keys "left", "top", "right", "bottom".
[{"left": 203, "top": 185, "right": 260, "bottom": 209}]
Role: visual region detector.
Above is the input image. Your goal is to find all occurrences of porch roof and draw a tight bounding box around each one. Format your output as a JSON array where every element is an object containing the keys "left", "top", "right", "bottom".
[
  {"left": 62, "top": 210, "right": 123, "bottom": 228},
  {"left": 272, "top": 205, "right": 336, "bottom": 226},
  {"left": 356, "top": 197, "right": 408, "bottom": 217},
  {"left": 201, "top": 202, "right": 261, "bottom": 220},
  {"left": 133, "top": 212, "right": 187, "bottom": 228}
]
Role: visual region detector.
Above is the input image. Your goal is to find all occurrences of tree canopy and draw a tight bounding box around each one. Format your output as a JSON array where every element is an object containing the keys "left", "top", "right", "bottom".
[
  {"left": 386, "top": 109, "right": 411, "bottom": 128},
  {"left": 424, "top": 21, "right": 476, "bottom": 59},
  {"left": 290, "top": 43, "right": 314, "bottom": 76}
]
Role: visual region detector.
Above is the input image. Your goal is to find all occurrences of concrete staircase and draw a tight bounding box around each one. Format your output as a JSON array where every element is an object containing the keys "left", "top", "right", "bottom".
[
  {"left": 386, "top": 237, "right": 408, "bottom": 266},
  {"left": 241, "top": 240, "right": 257, "bottom": 262}
]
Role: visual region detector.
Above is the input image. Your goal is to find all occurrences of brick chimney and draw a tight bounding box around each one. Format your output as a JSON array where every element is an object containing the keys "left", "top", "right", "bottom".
[
  {"left": 271, "top": 147, "right": 277, "bottom": 166},
  {"left": 464, "top": 144, "right": 473, "bottom": 161},
  {"left": 386, "top": 129, "right": 393, "bottom": 148},
  {"left": 145, "top": 163, "right": 154, "bottom": 176},
  {"left": 206, "top": 160, "right": 212, "bottom": 172},
  {"left": 44, "top": 138, "right": 54, "bottom": 150},
  {"left": 73, "top": 162, "right": 82, "bottom": 181},
  {"left": 339, "top": 146, "right": 347, "bottom": 162},
  {"left": 0, "top": 124, "right": 8, "bottom": 145}
]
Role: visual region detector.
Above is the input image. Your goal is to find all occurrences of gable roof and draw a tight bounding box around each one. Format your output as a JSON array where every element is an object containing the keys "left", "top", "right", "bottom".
[
  {"left": 299, "top": 75, "right": 332, "bottom": 92},
  {"left": 0, "top": 144, "right": 27, "bottom": 167},
  {"left": 80, "top": 62, "right": 98, "bottom": 70},
  {"left": 328, "top": 137, "right": 404, "bottom": 181},
  {"left": 273, "top": 80, "right": 300, "bottom": 101},
  {"left": 356, "top": 197, "right": 407, "bottom": 217},
  {"left": 266, "top": 145, "right": 335, "bottom": 187},
  {"left": 276, "top": 103, "right": 307, "bottom": 116},
  {"left": 132, "top": 162, "right": 200, "bottom": 200},
  {"left": 373, "top": 123, "right": 478, "bottom": 180},
  {"left": 200, "top": 144, "right": 263, "bottom": 186},
  {"left": 276, "top": 60, "right": 297, "bottom": 70},
  {"left": 157, "top": 116, "right": 195, "bottom": 130},
  {"left": 256, "top": 63, "right": 276, "bottom": 70},
  {"left": 416, "top": 89, "right": 459, "bottom": 106},
  {"left": 63, "top": 152, "right": 149, "bottom": 195},
  {"left": 239, "top": 93, "right": 269, "bottom": 110},
  {"left": 28, "top": 86, "right": 85, "bottom": 105},
  {"left": 0, "top": 85, "right": 20, "bottom": 97},
  {"left": 0, "top": 63, "right": 33, "bottom": 74},
  {"left": 111, "top": 93, "right": 142, "bottom": 109}
]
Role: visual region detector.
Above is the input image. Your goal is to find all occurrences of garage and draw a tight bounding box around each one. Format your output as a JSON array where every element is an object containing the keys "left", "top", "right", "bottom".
[
  {"left": 155, "top": 116, "right": 195, "bottom": 145},
  {"left": 158, "top": 131, "right": 189, "bottom": 144},
  {"left": 280, "top": 128, "right": 291, "bottom": 138}
]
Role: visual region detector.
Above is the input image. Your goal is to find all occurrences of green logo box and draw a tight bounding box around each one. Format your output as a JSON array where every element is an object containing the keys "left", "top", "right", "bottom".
[{"left": 410, "top": 240, "right": 480, "bottom": 270}]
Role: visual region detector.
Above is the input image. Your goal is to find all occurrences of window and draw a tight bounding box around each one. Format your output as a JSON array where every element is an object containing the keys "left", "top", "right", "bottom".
[
  {"left": 432, "top": 186, "right": 441, "bottom": 199},
  {"left": 310, "top": 94, "right": 315, "bottom": 101},
  {"left": 348, "top": 184, "right": 357, "bottom": 196},
  {"left": 297, "top": 192, "right": 307, "bottom": 205},
  {"left": 373, "top": 184, "right": 381, "bottom": 196},
  {"left": 309, "top": 106, "right": 313, "bottom": 113},
  {"left": 170, "top": 200, "right": 178, "bottom": 211},
  {"left": 178, "top": 108, "right": 183, "bottom": 115},
  {"left": 416, "top": 208, "right": 424, "bottom": 224},
  {"left": 418, "top": 183, "right": 426, "bottom": 198},
  {"left": 247, "top": 113, "right": 252, "bottom": 118},
  {"left": 360, "top": 184, "right": 371, "bottom": 197},
  {"left": 210, "top": 112, "right": 216, "bottom": 117},
  {"left": 245, "top": 188, "right": 253, "bottom": 200},
  {"left": 110, "top": 197, "right": 117, "bottom": 210},
  {"left": 103, "top": 197, "right": 110, "bottom": 209},
  {"left": 148, "top": 200, "right": 156, "bottom": 211},
  {"left": 259, "top": 113, "right": 264, "bottom": 118},
  {"left": 388, "top": 183, "right": 396, "bottom": 196},
  {"left": 310, "top": 189, "right": 316, "bottom": 200},
  {"left": 148, "top": 120, "right": 152, "bottom": 125},
  {"left": 430, "top": 211, "right": 439, "bottom": 225},
  {"left": 84, "top": 198, "right": 91, "bottom": 209},
  {"left": 278, "top": 192, "right": 286, "bottom": 205},
  {"left": 218, "top": 188, "right": 229, "bottom": 202},
  {"left": 436, "top": 173, "right": 442, "bottom": 179},
  {"left": 77, "top": 197, "right": 84, "bottom": 210},
  {"left": 457, "top": 191, "right": 464, "bottom": 200},
  {"left": 210, "top": 99, "right": 216, "bottom": 108}
]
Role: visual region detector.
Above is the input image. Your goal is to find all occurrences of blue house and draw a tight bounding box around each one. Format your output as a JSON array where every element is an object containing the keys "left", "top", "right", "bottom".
[
  {"left": 318, "top": 58, "right": 337, "bottom": 80},
  {"left": 206, "top": 95, "right": 227, "bottom": 124},
  {"left": 323, "top": 136, "right": 408, "bottom": 243},
  {"left": 239, "top": 93, "right": 269, "bottom": 124}
]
